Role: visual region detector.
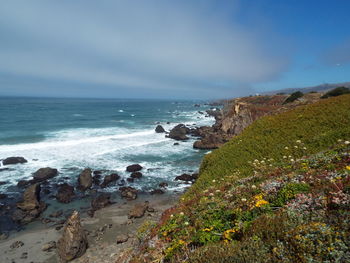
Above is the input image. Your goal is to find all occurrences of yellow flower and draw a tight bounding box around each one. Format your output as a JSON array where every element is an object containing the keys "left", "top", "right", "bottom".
[
  {"left": 178, "top": 240, "right": 186, "bottom": 245},
  {"left": 254, "top": 194, "right": 263, "bottom": 200},
  {"left": 203, "top": 227, "right": 214, "bottom": 232},
  {"left": 223, "top": 229, "right": 236, "bottom": 240},
  {"left": 346, "top": 166, "right": 350, "bottom": 171},
  {"left": 255, "top": 199, "right": 269, "bottom": 207}
]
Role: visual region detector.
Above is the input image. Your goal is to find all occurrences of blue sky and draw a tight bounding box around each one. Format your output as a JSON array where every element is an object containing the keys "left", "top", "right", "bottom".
[{"left": 0, "top": 0, "right": 349, "bottom": 99}]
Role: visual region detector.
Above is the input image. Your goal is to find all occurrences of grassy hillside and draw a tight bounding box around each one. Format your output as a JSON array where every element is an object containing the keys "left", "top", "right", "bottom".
[{"left": 131, "top": 95, "right": 350, "bottom": 263}]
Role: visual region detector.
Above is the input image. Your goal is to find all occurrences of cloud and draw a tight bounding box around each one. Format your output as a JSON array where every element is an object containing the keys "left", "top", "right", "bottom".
[{"left": 0, "top": 0, "right": 289, "bottom": 98}]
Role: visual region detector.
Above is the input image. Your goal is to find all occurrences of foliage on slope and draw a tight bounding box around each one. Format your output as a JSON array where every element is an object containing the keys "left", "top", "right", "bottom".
[{"left": 130, "top": 95, "right": 350, "bottom": 263}]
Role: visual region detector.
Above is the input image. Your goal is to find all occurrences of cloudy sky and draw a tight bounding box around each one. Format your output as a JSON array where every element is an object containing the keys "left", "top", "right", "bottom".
[{"left": 0, "top": 0, "right": 349, "bottom": 99}]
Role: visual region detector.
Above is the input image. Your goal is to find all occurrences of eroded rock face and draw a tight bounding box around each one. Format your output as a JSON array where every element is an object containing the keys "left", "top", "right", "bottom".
[
  {"left": 126, "top": 164, "right": 143, "bottom": 173},
  {"left": 130, "top": 172, "right": 142, "bottom": 179},
  {"left": 57, "top": 211, "right": 88, "bottom": 262},
  {"left": 78, "top": 168, "right": 92, "bottom": 191},
  {"left": 2, "top": 157, "right": 27, "bottom": 166},
  {"left": 12, "top": 184, "right": 47, "bottom": 224},
  {"left": 168, "top": 124, "right": 190, "bottom": 141},
  {"left": 56, "top": 183, "right": 75, "bottom": 203},
  {"left": 33, "top": 167, "right": 58, "bottom": 182},
  {"left": 128, "top": 202, "right": 149, "bottom": 219}
]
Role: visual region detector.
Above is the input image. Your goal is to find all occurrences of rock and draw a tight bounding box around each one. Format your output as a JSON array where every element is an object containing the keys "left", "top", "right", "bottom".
[
  {"left": 49, "top": 210, "right": 63, "bottom": 218},
  {"left": 91, "top": 193, "right": 112, "bottom": 211},
  {"left": 77, "top": 168, "right": 92, "bottom": 191},
  {"left": 130, "top": 172, "right": 142, "bottom": 179},
  {"left": 33, "top": 167, "right": 58, "bottom": 182},
  {"left": 175, "top": 173, "right": 197, "bottom": 182},
  {"left": 155, "top": 125, "right": 165, "bottom": 133},
  {"left": 42, "top": 241, "right": 56, "bottom": 252},
  {"left": 100, "top": 173, "right": 120, "bottom": 188},
  {"left": 150, "top": 189, "right": 164, "bottom": 195},
  {"left": 10, "top": 240, "right": 24, "bottom": 249},
  {"left": 57, "top": 211, "right": 88, "bottom": 262},
  {"left": 159, "top": 182, "right": 168, "bottom": 188},
  {"left": 168, "top": 124, "right": 190, "bottom": 141},
  {"left": 2, "top": 157, "right": 27, "bottom": 165},
  {"left": 92, "top": 174, "right": 101, "bottom": 185},
  {"left": 17, "top": 180, "right": 30, "bottom": 187},
  {"left": 126, "top": 164, "right": 143, "bottom": 172},
  {"left": 0, "top": 193, "right": 7, "bottom": 199},
  {"left": 56, "top": 183, "right": 75, "bottom": 203},
  {"left": 93, "top": 170, "right": 103, "bottom": 175},
  {"left": 13, "top": 184, "right": 47, "bottom": 224},
  {"left": 127, "top": 178, "right": 134, "bottom": 183},
  {"left": 20, "top": 252, "right": 28, "bottom": 259},
  {"left": 0, "top": 168, "right": 10, "bottom": 173},
  {"left": 194, "top": 104, "right": 200, "bottom": 107},
  {"left": 128, "top": 202, "right": 149, "bottom": 219},
  {"left": 0, "top": 232, "right": 9, "bottom": 240},
  {"left": 193, "top": 133, "right": 228, "bottom": 149},
  {"left": 116, "top": 234, "right": 129, "bottom": 244},
  {"left": 173, "top": 142, "right": 179, "bottom": 146},
  {"left": 120, "top": 187, "right": 138, "bottom": 201}
]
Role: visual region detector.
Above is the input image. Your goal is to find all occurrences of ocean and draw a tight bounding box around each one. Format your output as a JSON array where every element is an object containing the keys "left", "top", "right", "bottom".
[{"left": 0, "top": 97, "right": 214, "bottom": 196}]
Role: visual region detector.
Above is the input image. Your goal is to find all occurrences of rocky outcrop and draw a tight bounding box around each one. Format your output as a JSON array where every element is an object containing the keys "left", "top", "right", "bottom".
[
  {"left": 100, "top": 173, "right": 120, "bottom": 188},
  {"left": 155, "top": 125, "right": 165, "bottom": 133},
  {"left": 78, "top": 168, "right": 92, "bottom": 191},
  {"left": 2, "top": 157, "right": 27, "bottom": 165},
  {"left": 168, "top": 124, "right": 190, "bottom": 141},
  {"left": 56, "top": 183, "right": 75, "bottom": 203},
  {"left": 193, "top": 132, "right": 229, "bottom": 149},
  {"left": 120, "top": 187, "right": 138, "bottom": 200},
  {"left": 130, "top": 172, "right": 142, "bottom": 179},
  {"left": 126, "top": 164, "right": 143, "bottom": 172},
  {"left": 57, "top": 211, "right": 88, "bottom": 262},
  {"left": 12, "top": 184, "right": 47, "bottom": 224},
  {"left": 128, "top": 202, "right": 149, "bottom": 219},
  {"left": 33, "top": 167, "right": 58, "bottom": 182},
  {"left": 175, "top": 173, "right": 199, "bottom": 182}
]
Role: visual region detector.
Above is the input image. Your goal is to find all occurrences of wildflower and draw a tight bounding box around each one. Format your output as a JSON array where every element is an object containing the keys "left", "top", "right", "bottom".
[
  {"left": 202, "top": 227, "right": 213, "bottom": 232},
  {"left": 345, "top": 141, "right": 350, "bottom": 145},
  {"left": 338, "top": 139, "right": 342, "bottom": 142},
  {"left": 251, "top": 185, "right": 257, "bottom": 189},
  {"left": 180, "top": 212, "right": 184, "bottom": 216},
  {"left": 241, "top": 198, "right": 247, "bottom": 202},
  {"left": 346, "top": 166, "right": 350, "bottom": 171},
  {"left": 215, "top": 189, "right": 221, "bottom": 193},
  {"left": 255, "top": 199, "right": 269, "bottom": 207},
  {"left": 223, "top": 229, "right": 236, "bottom": 240},
  {"left": 212, "top": 179, "right": 216, "bottom": 183},
  {"left": 184, "top": 221, "right": 189, "bottom": 226},
  {"left": 294, "top": 145, "right": 298, "bottom": 149},
  {"left": 170, "top": 214, "right": 174, "bottom": 218},
  {"left": 290, "top": 158, "right": 295, "bottom": 162},
  {"left": 283, "top": 155, "right": 287, "bottom": 159},
  {"left": 178, "top": 240, "right": 186, "bottom": 245},
  {"left": 303, "top": 147, "right": 307, "bottom": 150},
  {"left": 296, "top": 140, "right": 301, "bottom": 143},
  {"left": 285, "top": 146, "right": 289, "bottom": 150},
  {"left": 209, "top": 193, "right": 214, "bottom": 197}
]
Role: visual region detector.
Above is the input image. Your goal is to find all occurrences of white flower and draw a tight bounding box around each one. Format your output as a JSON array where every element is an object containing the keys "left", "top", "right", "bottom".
[
  {"left": 283, "top": 156, "right": 287, "bottom": 159},
  {"left": 170, "top": 214, "right": 174, "bottom": 218},
  {"left": 180, "top": 212, "right": 184, "bottom": 216},
  {"left": 296, "top": 140, "right": 301, "bottom": 143},
  {"left": 241, "top": 198, "right": 247, "bottom": 202},
  {"left": 294, "top": 145, "right": 298, "bottom": 149},
  {"left": 209, "top": 193, "right": 214, "bottom": 196},
  {"left": 338, "top": 139, "right": 342, "bottom": 142},
  {"left": 285, "top": 147, "right": 289, "bottom": 150},
  {"left": 184, "top": 222, "right": 189, "bottom": 226},
  {"left": 290, "top": 159, "right": 295, "bottom": 162},
  {"left": 303, "top": 147, "right": 307, "bottom": 150},
  {"left": 251, "top": 185, "right": 257, "bottom": 189},
  {"left": 345, "top": 141, "right": 350, "bottom": 145},
  {"left": 212, "top": 179, "right": 216, "bottom": 183},
  {"left": 215, "top": 190, "right": 221, "bottom": 193}
]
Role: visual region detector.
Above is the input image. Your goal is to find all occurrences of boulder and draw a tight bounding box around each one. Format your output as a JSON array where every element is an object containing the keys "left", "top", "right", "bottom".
[
  {"left": 33, "top": 167, "right": 58, "bottom": 182},
  {"left": 155, "top": 125, "right": 165, "bottom": 133},
  {"left": 42, "top": 241, "right": 56, "bottom": 252},
  {"left": 57, "top": 211, "right": 88, "bottom": 262},
  {"left": 175, "top": 173, "right": 196, "bottom": 182},
  {"left": 193, "top": 133, "right": 228, "bottom": 149},
  {"left": 91, "top": 193, "right": 112, "bottom": 211},
  {"left": 10, "top": 240, "right": 24, "bottom": 249},
  {"left": 120, "top": 187, "right": 138, "bottom": 201},
  {"left": 130, "top": 172, "right": 142, "bottom": 179},
  {"left": 78, "top": 168, "right": 92, "bottom": 191},
  {"left": 168, "top": 124, "right": 190, "bottom": 141},
  {"left": 128, "top": 202, "right": 149, "bottom": 219},
  {"left": 13, "top": 184, "right": 47, "bottom": 224},
  {"left": 126, "top": 164, "right": 143, "bottom": 172},
  {"left": 150, "top": 189, "right": 165, "bottom": 195},
  {"left": 56, "top": 183, "right": 75, "bottom": 203},
  {"left": 159, "top": 182, "right": 168, "bottom": 188},
  {"left": 116, "top": 234, "right": 129, "bottom": 244},
  {"left": 100, "top": 173, "right": 120, "bottom": 188},
  {"left": 2, "top": 157, "right": 27, "bottom": 166}
]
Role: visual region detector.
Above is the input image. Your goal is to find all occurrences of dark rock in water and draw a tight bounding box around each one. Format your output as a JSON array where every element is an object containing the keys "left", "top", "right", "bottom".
[
  {"left": 2, "top": 157, "right": 27, "bottom": 166},
  {"left": 10, "top": 240, "right": 24, "bottom": 249},
  {"left": 128, "top": 202, "right": 148, "bottom": 219},
  {"left": 91, "top": 193, "right": 112, "bottom": 211},
  {"left": 194, "top": 104, "right": 200, "bottom": 107},
  {"left": 130, "top": 172, "right": 142, "bottom": 179},
  {"left": 92, "top": 174, "right": 101, "bottom": 185},
  {"left": 175, "top": 173, "right": 198, "bottom": 182},
  {"left": 33, "top": 167, "right": 58, "bottom": 182},
  {"left": 17, "top": 180, "right": 30, "bottom": 187},
  {"left": 193, "top": 133, "right": 228, "bottom": 149},
  {"left": 0, "top": 181, "right": 7, "bottom": 185},
  {"left": 13, "top": 184, "right": 47, "bottom": 224},
  {"left": 93, "top": 170, "right": 103, "bottom": 175},
  {"left": 150, "top": 189, "right": 165, "bottom": 195},
  {"left": 168, "top": 124, "right": 190, "bottom": 141},
  {"left": 166, "top": 121, "right": 171, "bottom": 124},
  {"left": 118, "top": 179, "right": 126, "bottom": 186},
  {"left": 126, "top": 164, "right": 143, "bottom": 172},
  {"left": 0, "top": 193, "right": 7, "bottom": 199},
  {"left": 100, "top": 173, "right": 120, "bottom": 188},
  {"left": 77, "top": 168, "right": 92, "bottom": 191},
  {"left": 127, "top": 178, "right": 134, "bottom": 183},
  {"left": 56, "top": 183, "right": 75, "bottom": 203},
  {"left": 57, "top": 211, "right": 88, "bottom": 262},
  {"left": 0, "top": 168, "right": 10, "bottom": 173},
  {"left": 42, "top": 188, "right": 51, "bottom": 195},
  {"left": 120, "top": 187, "right": 138, "bottom": 200},
  {"left": 159, "top": 182, "right": 168, "bottom": 188},
  {"left": 42, "top": 241, "right": 56, "bottom": 252},
  {"left": 0, "top": 232, "right": 9, "bottom": 240},
  {"left": 173, "top": 142, "right": 179, "bottom": 146},
  {"left": 155, "top": 125, "right": 165, "bottom": 133},
  {"left": 49, "top": 210, "right": 63, "bottom": 218}
]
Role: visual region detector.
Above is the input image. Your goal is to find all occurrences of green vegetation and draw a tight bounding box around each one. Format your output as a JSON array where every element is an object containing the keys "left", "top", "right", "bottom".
[
  {"left": 321, "top": 86, "right": 350, "bottom": 99},
  {"left": 283, "top": 91, "right": 304, "bottom": 104},
  {"left": 131, "top": 95, "right": 350, "bottom": 263}
]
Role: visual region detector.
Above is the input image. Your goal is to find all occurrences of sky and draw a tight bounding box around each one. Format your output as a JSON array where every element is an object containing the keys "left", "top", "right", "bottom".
[{"left": 0, "top": 0, "right": 350, "bottom": 99}]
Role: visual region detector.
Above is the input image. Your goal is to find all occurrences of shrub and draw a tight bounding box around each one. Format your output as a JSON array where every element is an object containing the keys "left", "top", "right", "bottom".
[
  {"left": 272, "top": 183, "right": 310, "bottom": 207},
  {"left": 321, "top": 87, "right": 350, "bottom": 99},
  {"left": 283, "top": 91, "right": 304, "bottom": 104}
]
